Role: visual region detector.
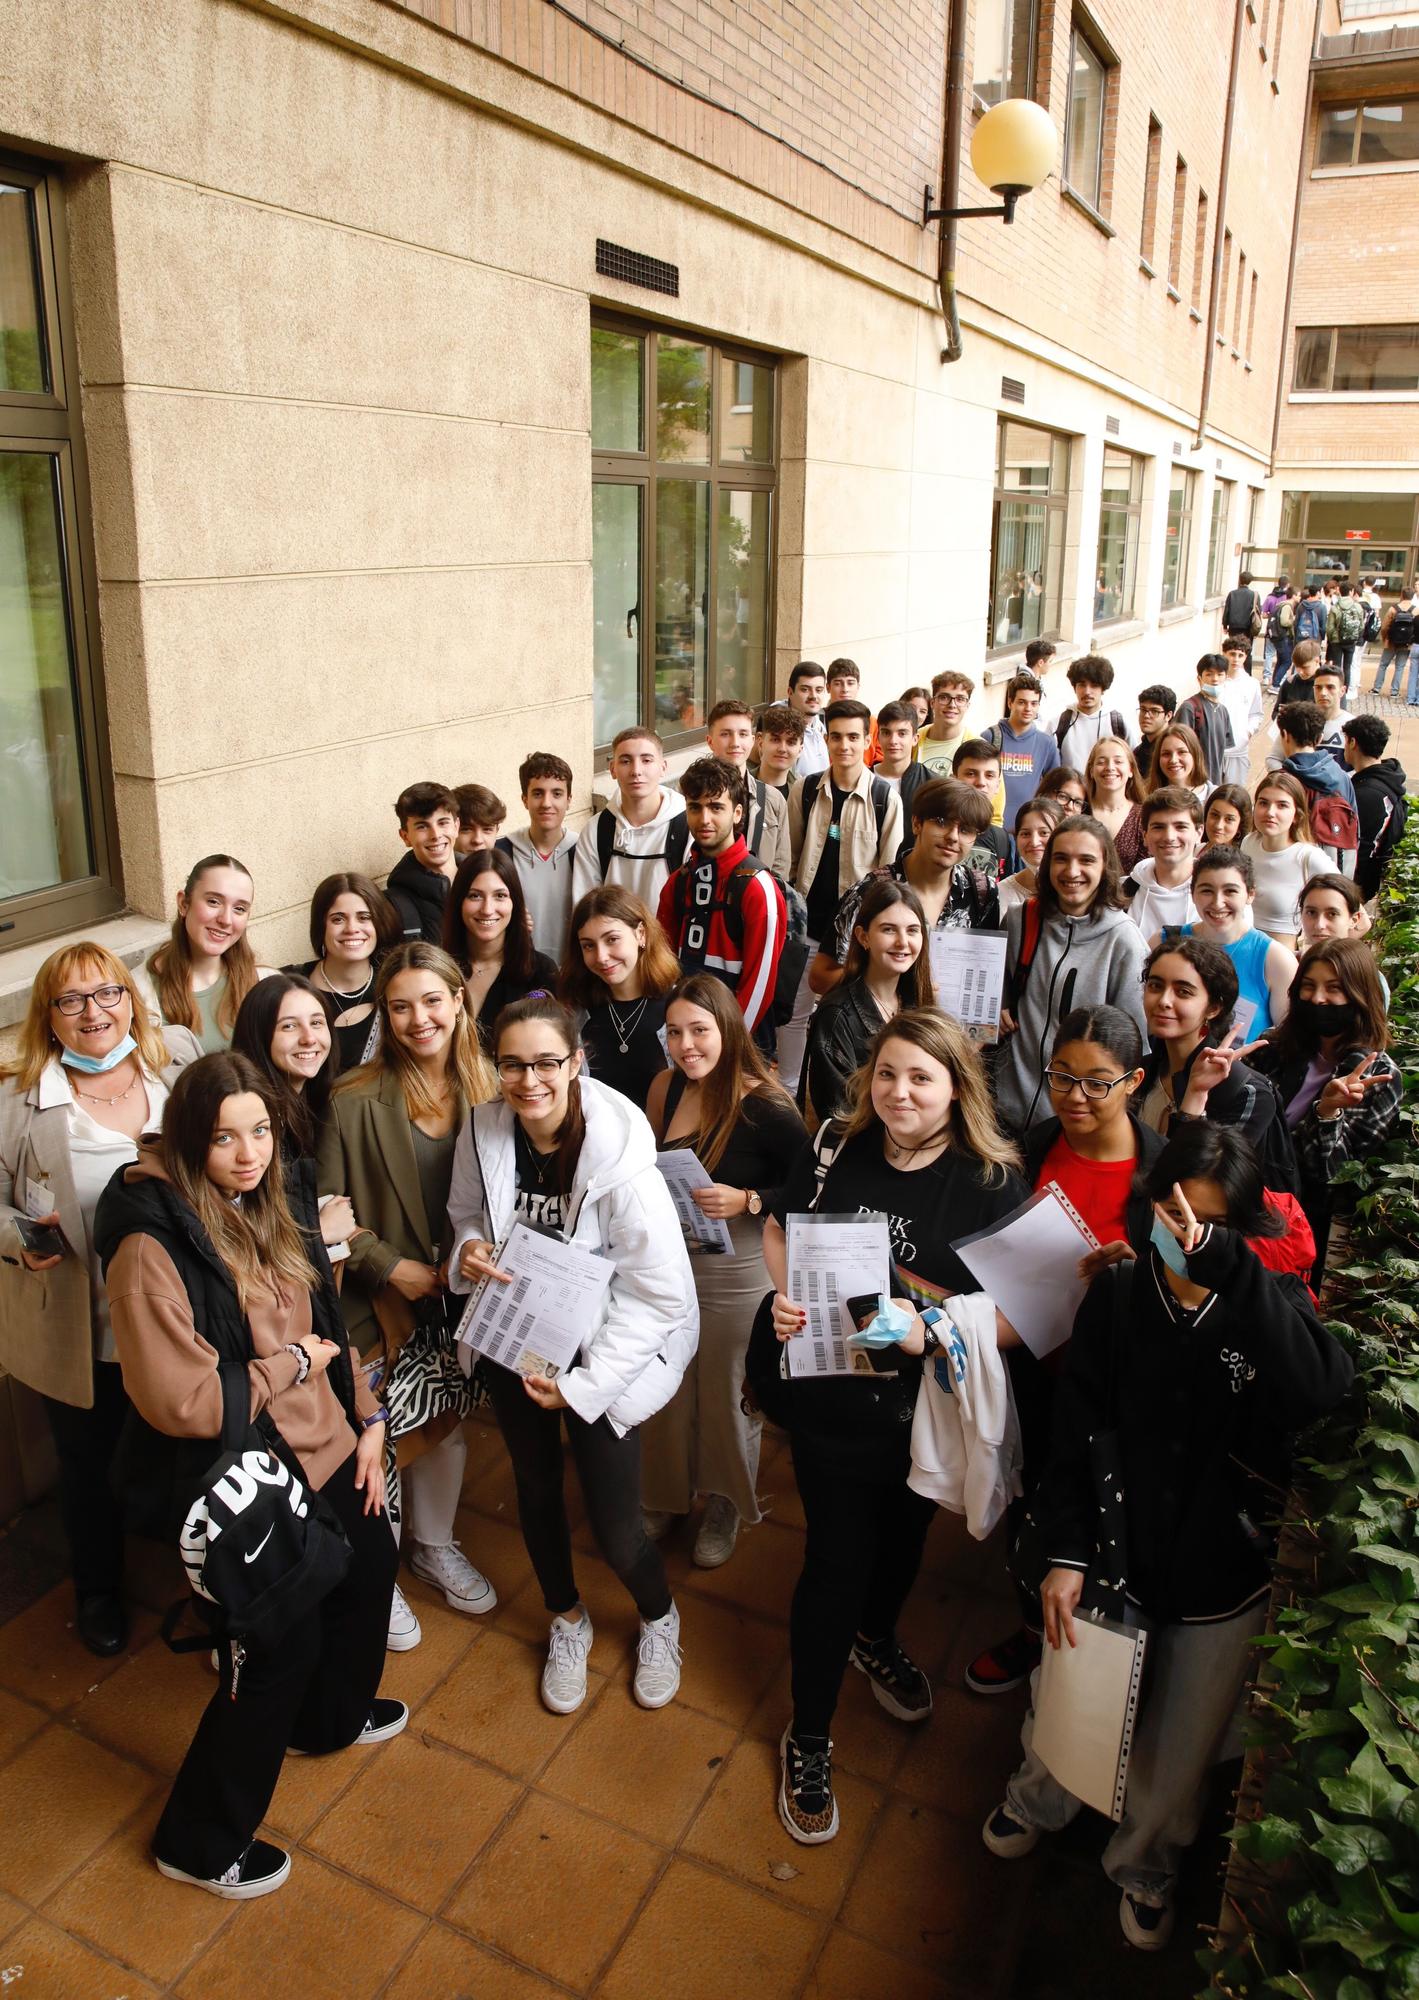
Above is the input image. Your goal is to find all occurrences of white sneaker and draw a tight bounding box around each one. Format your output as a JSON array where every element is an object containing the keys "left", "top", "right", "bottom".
[
  {"left": 386, "top": 1584, "right": 423, "bottom": 1652},
  {"left": 408, "top": 1539, "right": 497, "bottom": 1615},
  {"left": 542, "top": 1607, "right": 594, "bottom": 1714},
  {"left": 692, "top": 1495, "right": 740, "bottom": 1569},
  {"left": 633, "top": 1603, "right": 682, "bottom": 1709}
]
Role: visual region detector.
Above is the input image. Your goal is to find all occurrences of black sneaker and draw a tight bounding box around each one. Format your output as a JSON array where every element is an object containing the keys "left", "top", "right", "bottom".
[
  {"left": 849, "top": 1633, "right": 933, "bottom": 1722},
  {"left": 358, "top": 1699, "right": 409, "bottom": 1744},
  {"left": 778, "top": 1726, "right": 840, "bottom": 1844},
  {"left": 156, "top": 1839, "right": 291, "bottom": 1899},
  {"left": 964, "top": 1627, "right": 1042, "bottom": 1697}
]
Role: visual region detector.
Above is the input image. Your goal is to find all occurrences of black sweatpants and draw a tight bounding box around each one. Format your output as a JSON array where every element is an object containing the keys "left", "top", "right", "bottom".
[
  {"left": 41, "top": 1358, "right": 130, "bottom": 1598},
  {"left": 788, "top": 1439, "right": 937, "bottom": 1739},
  {"left": 484, "top": 1364, "right": 671, "bottom": 1622},
  {"left": 153, "top": 1448, "right": 397, "bottom": 1878}
]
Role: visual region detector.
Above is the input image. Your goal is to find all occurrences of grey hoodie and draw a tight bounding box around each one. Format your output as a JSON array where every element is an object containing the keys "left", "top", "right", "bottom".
[
  {"left": 993, "top": 903, "right": 1149, "bottom": 1135},
  {"left": 497, "top": 826, "right": 578, "bottom": 962}
]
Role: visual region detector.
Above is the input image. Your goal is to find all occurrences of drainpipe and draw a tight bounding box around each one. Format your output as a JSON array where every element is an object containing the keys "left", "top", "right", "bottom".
[
  {"left": 937, "top": 0, "right": 969, "bottom": 364},
  {"left": 1270, "top": 0, "right": 1324, "bottom": 477},
  {"left": 1193, "top": 0, "right": 1248, "bottom": 447}
]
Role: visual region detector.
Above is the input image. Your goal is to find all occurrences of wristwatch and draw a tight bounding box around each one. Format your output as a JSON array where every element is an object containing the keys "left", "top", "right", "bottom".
[
  {"left": 745, "top": 1190, "right": 763, "bottom": 1216},
  {"left": 361, "top": 1404, "right": 391, "bottom": 1430},
  {"left": 918, "top": 1306, "right": 947, "bottom": 1357}
]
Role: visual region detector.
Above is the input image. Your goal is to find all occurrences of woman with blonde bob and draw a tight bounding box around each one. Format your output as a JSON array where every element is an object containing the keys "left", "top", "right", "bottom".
[
  {"left": 318, "top": 942, "right": 498, "bottom": 1651},
  {"left": 748, "top": 1008, "right": 1029, "bottom": 1846},
  {"left": 0, "top": 945, "right": 200, "bottom": 1656},
  {"left": 136, "top": 854, "right": 278, "bottom": 1053}
]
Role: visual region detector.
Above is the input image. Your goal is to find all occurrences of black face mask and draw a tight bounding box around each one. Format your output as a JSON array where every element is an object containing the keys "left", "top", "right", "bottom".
[{"left": 1291, "top": 996, "right": 1358, "bottom": 1040}]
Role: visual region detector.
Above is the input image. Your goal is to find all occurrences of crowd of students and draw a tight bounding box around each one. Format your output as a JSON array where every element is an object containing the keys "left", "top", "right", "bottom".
[{"left": 0, "top": 639, "right": 1406, "bottom": 1950}]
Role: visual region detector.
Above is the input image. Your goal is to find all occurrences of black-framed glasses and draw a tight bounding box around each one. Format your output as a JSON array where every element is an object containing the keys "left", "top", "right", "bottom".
[
  {"left": 1044, "top": 1067, "right": 1133, "bottom": 1101},
  {"left": 51, "top": 984, "right": 127, "bottom": 1018},
  {"left": 1056, "top": 794, "right": 1087, "bottom": 812},
  {"left": 496, "top": 1054, "right": 573, "bottom": 1081}
]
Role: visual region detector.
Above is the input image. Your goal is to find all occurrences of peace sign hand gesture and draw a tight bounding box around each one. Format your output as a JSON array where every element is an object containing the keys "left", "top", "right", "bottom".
[
  {"left": 1152, "top": 1182, "right": 1207, "bottom": 1257},
  {"left": 1180, "top": 1022, "right": 1267, "bottom": 1116},
  {"left": 1317, "top": 1053, "right": 1387, "bottom": 1122}
]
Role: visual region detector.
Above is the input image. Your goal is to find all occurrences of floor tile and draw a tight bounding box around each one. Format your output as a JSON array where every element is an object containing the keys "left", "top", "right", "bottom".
[
  {"left": 444, "top": 1792, "right": 662, "bottom": 1990},
  {"left": 0, "top": 1890, "right": 25, "bottom": 1941},
  {"left": 44, "top": 1806, "right": 237, "bottom": 1987},
  {"left": 838, "top": 1797, "right": 1026, "bottom": 1987},
  {"left": 175, "top": 1853, "right": 423, "bottom": 2000},
  {"left": 681, "top": 1734, "right": 885, "bottom": 1915},
  {"left": 419, "top": 1627, "right": 604, "bottom": 1781},
  {"left": 382, "top": 1924, "right": 564, "bottom": 2000},
  {"left": 675, "top": 1518, "right": 805, "bottom": 1624},
  {"left": 0, "top": 1685, "right": 46, "bottom": 1766},
  {"left": 0, "top": 1724, "right": 155, "bottom": 1904},
  {"left": 444, "top": 1509, "right": 538, "bottom": 1617},
  {"left": 598, "top": 1858, "right": 821, "bottom": 2000},
  {"left": 0, "top": 1915, "right": 161, "bottom": 1999},
  {"left": 537, "top": 1679, "right": 734, "bottom": 1845},
  {"left": 670, "top": 1594, "right": 787, "bottom": 1730},
  {"left": 492, "top": 1554, "right": 639, "bottom": 1668},
  {"left": 70, "top": 1635, "right": 213, "bottom": 1779},
  {"left": 378, "top": 1589, "right": 486, "bottom": 1716},
  {"left": 263, "top": 1732, "right": 370, "bottom": 1843},
  {"left": 804, "top": 1928, "right": 961, "bottom": 2000},
  {"left": 756, "top": 1438, "right": 806, "bottom": 1532},
  {"left": 0, "top": 1584, "right": 154, "bottom": 1714},
  {"left": 894, "top": 1681, "right": 1028, "bottom": 1822},
  {"left": 747, "top": 1653, "right": 912, "bottom": 1788},
  {"left": 305, "top": 1731, "right": 519, "bottom": 1911}
]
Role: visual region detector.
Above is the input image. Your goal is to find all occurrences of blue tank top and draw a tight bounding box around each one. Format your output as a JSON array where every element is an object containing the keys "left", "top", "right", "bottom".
[{"left": 1181, "top": 923, "right": 1273, "bottom": 1036}]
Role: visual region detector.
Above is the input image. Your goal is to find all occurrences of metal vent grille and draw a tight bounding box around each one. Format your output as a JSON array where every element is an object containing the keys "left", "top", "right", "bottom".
[
  {"left": 1105, "top": 414, "right": 1120, "bottom": 436},
  {"left": 1001, "top": 375, "right": 1025, "bottom": 405},
  {"left": 1172, "top": 441, "right": 1183, "bottom": 456},
  {"left": 595, "top": 239, "right": 679, "bottom": 297}
]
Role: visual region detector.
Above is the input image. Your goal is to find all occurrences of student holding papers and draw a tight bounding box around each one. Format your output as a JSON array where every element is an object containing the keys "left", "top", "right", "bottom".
[
  {"left": 448, "top": 997, "right": 697, "bottom": 1717},
  {"left": 749, "top": 1009, "right": 1027, "bottom": 1846},
  {"left": 984, "top": 1125, "right": 1351, "bottom": 1951},
  {"left": 801, "top": 878, "right": 933, "bottom": 1131},
  {"left": 641, "top": 977, "right": 805, "bottom": 1568}
]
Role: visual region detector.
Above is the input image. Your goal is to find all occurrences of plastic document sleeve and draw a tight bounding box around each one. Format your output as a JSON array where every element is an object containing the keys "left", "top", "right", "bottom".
[
  {"left": 1031, "top": 1613, "right": 1148, "bottom": 1823},
  {"left": 783, "top": 1211, "right": 891, "bottom": 1379}
]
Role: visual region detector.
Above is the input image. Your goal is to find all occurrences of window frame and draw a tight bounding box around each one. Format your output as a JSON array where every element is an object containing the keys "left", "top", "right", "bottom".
[
  {"left": 1207, "top": 478, "right": 1234, "bottom": 599},
  {"left": 1291, "top": 322, "right": 1419, "bottom": 395},
  {"left": 1162, "top": 466, "right": 1198, "bottom": 611},
  {"left": 1094, "top": 446, "right": 1145, "bottom": 626},
  {"left": 590, "top": 311, "right": 778, "bottom": 757},
  {"left": 0, "top": 155, "right": 120, "bottom": 948},
  {"left": 1063, "top": 21, "right": 1111, "bottom": 214},
  {"left": 1316, "top": 94, "right": 1419, "bottom": 171},
  {"left": 987, "top": 416, "right": 1072, "bottom": 656},
  {"left": 972, "top": 0, "right": 1039, "bottom": 108}
]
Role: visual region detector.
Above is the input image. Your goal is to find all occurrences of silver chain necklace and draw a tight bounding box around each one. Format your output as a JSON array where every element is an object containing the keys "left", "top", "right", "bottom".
[
  {"left": 606, "top": 994, "right": 650, "bottom": 1054},
  {"left": 318, "top": 958, "right": 375, "bottom": 1005}
]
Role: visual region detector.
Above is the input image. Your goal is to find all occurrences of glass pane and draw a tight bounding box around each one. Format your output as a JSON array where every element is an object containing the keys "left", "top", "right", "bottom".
[
  {"left": 1065, "top": 34, "right": 1105, "bottom": 207},
  {"left": 1305, "top": 547, "right": 1350, "bottom": 590},
  {"left": 1099, "top": 447, "right": 1139, "bottom": 507},
  {"left": 719, "top": 355, "right": 773, "bottom": 463},
  {"left": 591, "top": 327, "right": 643, "bottom": 452},
  {"left": 1163, "top": 472, "right": 1193, "bottom": 607},
  {"left": 1358, "top": 549, "right": 1410, "bottom": 592},
  {"left": 1208, "top": 483, "right": 1231, "bottom": 595},
  {"left": 1000, "top": 421, "right": 1065, "bottom": 496},
  {"left": 974, "top": 0, "right": 1034, "bottom": 104},
  {"left": 0, "top": 451, "right": 91, "bottom": 897},
  {"left": 592, "top": 482, "right": 642, "bottom": 745},
  {"left": 654, "top": 479, "right": 709, "bottom": 732},
  {"left": 656, "top": 336, "right": 710, "bottom": 462},
  {"left": 1317, "top": 105, "right": 1358, "bottom": 168},
  {"left": 1332, "top": 324, "right": 1419, "bottom": 393},
  {"left": 990, "top": 498, "right": 1062, "bottom": 647},
  {"left": 0, "top": 183, "right": 47, "bottom": 395},
  {"left": 1094, "top": 502, "right": 1138, "bottom": 621},
  {"left": 1306, "top": 491, "right": 1417, "bottom": 542},
  {"left": 1358, "top": 99, "right": 1419, "bottom": 166},
  {"left": 1280, "top": 490, "right": 1305, "bottom": 540},
  {"left": 716, "top": 488, "right": 770, "bottom": 706},
  {"left": 1292, "top": 327, "right": 1333, "bottom": 391}
]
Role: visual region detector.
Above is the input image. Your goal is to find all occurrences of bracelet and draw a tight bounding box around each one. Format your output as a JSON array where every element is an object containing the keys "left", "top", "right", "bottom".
[
  {"left": 361, "top": 1404, "right": 391, "bottom": 1431},
  {"left": 284, "top": 1342, "right": 311, "bottom": 1385}
]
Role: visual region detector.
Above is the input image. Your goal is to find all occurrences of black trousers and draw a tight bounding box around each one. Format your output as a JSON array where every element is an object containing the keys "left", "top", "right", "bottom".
[
  {"left": 788, "top": 1439, "right": 937, "bottom": 1739},
  {"left": 153, "top": 1449, "right": 397, "bottom": 1878},
  {"left": 40, "top": 1358, "right": 130, "bottom": 1598},
  {"left": 484, "top": 1364, "right": 671, "bottom": 1622}
]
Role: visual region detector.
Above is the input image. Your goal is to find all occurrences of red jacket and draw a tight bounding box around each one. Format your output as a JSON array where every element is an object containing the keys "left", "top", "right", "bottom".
[{"left": 657, "top": 837, "right": 786, "bottom": 1031}]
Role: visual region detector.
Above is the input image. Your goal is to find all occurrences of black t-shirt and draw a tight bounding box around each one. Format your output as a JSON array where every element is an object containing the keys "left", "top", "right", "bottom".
[
  {"left": 658, "top": 1073, "right": 806, "bottom": 1214},
  {"left": 804, "top": 783, "right": 850, "bottom": 940},
  {"left": 581, "top": 997, "right": 669, "bottom": 1110},
  {"left": 513, "top": 1121, "right": 568, "bottom": 1237}
]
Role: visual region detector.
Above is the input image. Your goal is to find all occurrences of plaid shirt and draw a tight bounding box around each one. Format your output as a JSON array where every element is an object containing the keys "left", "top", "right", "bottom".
[{"left": 1291, "top": 1048, "right": 1403, "bottom": 1187}]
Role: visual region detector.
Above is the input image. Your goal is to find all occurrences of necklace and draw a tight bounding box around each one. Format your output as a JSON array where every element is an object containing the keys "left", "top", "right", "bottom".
[
  {"left": 606, "top": 993, "right": 650, "bottom": 1054},
  {"left": 71, "top": 1069, "right": 143, "bottom": 1106},
  {"left": 317, "top": 958, "right": 374, "bottom": 1004}
]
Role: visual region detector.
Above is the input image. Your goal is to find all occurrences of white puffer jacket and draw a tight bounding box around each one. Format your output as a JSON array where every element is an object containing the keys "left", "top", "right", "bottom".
[{"left": 447, "top": 1076, "right": 698, "bottom": 1435}]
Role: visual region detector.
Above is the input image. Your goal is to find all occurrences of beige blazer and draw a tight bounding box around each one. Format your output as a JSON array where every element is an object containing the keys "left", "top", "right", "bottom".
[{"left": 0, "top": 1026, "right": 202, "bottom": 1409}]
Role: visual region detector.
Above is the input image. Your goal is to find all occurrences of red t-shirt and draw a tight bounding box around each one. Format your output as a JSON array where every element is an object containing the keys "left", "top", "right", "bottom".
[{"left": 1038, "top": 1133, "right": 1136, "bottom": 1250}]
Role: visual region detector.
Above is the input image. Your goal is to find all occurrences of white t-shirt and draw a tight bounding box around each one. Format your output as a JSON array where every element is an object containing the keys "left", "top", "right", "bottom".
[
  {"left": 1241, "top": 834, "right": 1329, "bottom": 937},
  {"left": 1054, "top": 707, "right": 1140, "bottom": 773}
]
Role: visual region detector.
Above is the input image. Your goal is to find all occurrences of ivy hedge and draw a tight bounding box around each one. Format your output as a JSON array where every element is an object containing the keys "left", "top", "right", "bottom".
[{"left": 1201, "top": 814, "right": 1419, "bottom": 2000}]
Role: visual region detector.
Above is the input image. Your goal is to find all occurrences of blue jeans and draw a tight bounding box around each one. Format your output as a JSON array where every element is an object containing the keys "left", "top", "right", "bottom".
[{"left": 1373, "top": 645, "right": 1419, "bottom": 699}]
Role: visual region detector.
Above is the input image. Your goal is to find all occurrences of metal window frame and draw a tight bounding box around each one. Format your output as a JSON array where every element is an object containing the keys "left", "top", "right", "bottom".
[
  {"left": 1095, "top": 446, "right": 1145, "bottom": 624},
  {"left": 1292, "top": 322, "right": 1419, "bottom": 393},
  {"left": 1207, "top": 477, "right": 1235, "bottom": 597},
  {"left": 590, "top": 310, "right": 777, "bottom": 758},
  {"left": 1162, "top": 466, "right": 1198, "bottom": 610},
  {"left": 1064, "top": 22, "right": 1109, "bottom": 211},
  {"left": 987, "top": 415, "right": 1072, "bottom": 655}
]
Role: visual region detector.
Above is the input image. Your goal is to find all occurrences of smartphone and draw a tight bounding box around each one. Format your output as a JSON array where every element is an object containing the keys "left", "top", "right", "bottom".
[
  {"left": 16, "top": 1218, "right": 67, "bottom": 1258},
  {"left": 846, "top": 1292, "right": 882, "bottom": 1335}
]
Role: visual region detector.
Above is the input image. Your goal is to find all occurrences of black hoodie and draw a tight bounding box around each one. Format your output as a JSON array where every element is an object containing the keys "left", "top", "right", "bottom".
[
  {"left": 386, "top": 849, "right": 450, "bottom": 944},
  {"left": 1351, "top": 757, "right": 1409, "bottom": 899}
]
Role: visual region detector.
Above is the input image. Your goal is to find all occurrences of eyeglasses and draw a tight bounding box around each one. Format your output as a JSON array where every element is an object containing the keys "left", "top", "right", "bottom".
[
  {"left": 496, "top": 1054, "right": 573, "bottom": 1081},
  {"left": 1056, "top": 794, "right": 1087, "bottom": 812},
  {"left": 1044, "top": 1067, "right": 1133, "bottom": 1101},
  {"left": 51, "top": 984, "right": 127, "bottom": 1017}
]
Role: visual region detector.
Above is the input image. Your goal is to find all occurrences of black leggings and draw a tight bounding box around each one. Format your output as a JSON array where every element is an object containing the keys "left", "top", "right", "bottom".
[
  {"left": 41, "top": 1358, "right": 130, "bottom": 1598},
  {"left": 484, "top": 1364, "right": 671, "bottom": 1622},
  {"left": 788, "top": 1439, "right": 937, "bottom": 1739}
]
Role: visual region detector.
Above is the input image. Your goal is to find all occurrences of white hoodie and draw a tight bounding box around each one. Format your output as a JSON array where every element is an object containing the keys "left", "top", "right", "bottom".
[
  {"left": 447, "top": 1076, "right": 698, "bottom": 1434},
  {"left": 571, "top": 788, "right": 687, "bottom": 913},
  {"left": 907, "top": 1293, "right": 1021, "bottom": 1538},
  {"left": 1126, "top": 857, "right": 1198, "bottom": 937}
]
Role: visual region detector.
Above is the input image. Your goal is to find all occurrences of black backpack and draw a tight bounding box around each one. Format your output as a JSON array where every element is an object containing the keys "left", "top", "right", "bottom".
[
  {"left": 799, "top": 770, "right": 892, "bottom": 845},
  {"left": 1046, "top": 710, "right": 1129, "bottom": 753},
  {"left": 667, "top": 853, "right": 809, "bottom": 1027},
  {"left": 594, "top": 808, "right": 690, "bottom": 882},
  {"left": 1388, "top": 604, "right": 1419, "bottom": 652}
]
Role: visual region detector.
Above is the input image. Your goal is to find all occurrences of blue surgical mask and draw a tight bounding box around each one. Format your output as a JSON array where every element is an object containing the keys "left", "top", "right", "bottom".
[
  {"left": 1149, "top": 1216, "right": 1190, "bottom": 1276},
  {"left": 61, "top": 1033, "right": 138, "bottom": 1076}
]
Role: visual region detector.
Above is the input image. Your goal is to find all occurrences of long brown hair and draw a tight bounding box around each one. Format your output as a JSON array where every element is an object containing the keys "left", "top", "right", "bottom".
[
  {"left": 442, "top": 847, "right": 537, "bottom": 983},
  {"left": 493, "top": 996, "right": 588, "bottom": 1199},
  {"left": 1270, "top": 937, "right": 1390, "bottom": 1064},
  {"left": 335, "top": 941, "right": 495, "bottom": 1120},
  {"left": 231, "top": 973, "right": 337, "bottom": 1159},
  {"left": 146, "top": 855, "right": 260, "bottom": 1037},
  {"left": 2, "top": 943, "right": 171, "bottom": 1092},
  {"left": 1144, "top": 724, "right": 1207, "bottom": 797},
  {"left": 841, "top": 878, "right": 934, "bottom": 1010},
  {"left": 837, "top": 1007, "right": 1020, "bottom": 1182},
  {"left": 1034, "top": 815, "right": 1126, "bottom": 920},
  {"left": 161, "top": 1052, "right": 316, "bottom": 1308},
  {"left": 662, "top": 974, "right": 798, "bottom": 1175},
  {"left": 1253, "top": 770, "right": 1314, "bottom": 848},
  {"left": 560, "top": 885, "right": 681, "bottom": 1009}
]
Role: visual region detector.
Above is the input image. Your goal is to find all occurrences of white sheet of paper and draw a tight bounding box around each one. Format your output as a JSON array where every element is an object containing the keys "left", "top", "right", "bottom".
[
  {"left": 656, "top": 1149, "right": 734, "bottom": 1256},
  {"left": 928, "top": 928, "right": 1009, "bottom": 1042},
  {"left": 785, "top": 1211, "right": 891, "bottom": 1378},
  {"left": 455, "top": 1223, "right": 613, "bottom": 1379},
  {"left": 956, "top": 1182, "right": 1100, "bottom": 1361},
  {"left": 1032, "top": 1615, "right": 1148, "bottom": 1822},
  {"left": 1230, "top": 996, "right": 1258, "bottom": 1042}
]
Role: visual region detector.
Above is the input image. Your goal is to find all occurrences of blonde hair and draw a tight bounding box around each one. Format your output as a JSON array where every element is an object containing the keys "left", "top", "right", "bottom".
[
  {"left": 1253, "top": 771, "right": 1314, "bottom": 848},
  {"left": 837, "top": 1007, "right": 1020, "bottom": 1183},
  {"left": 146, "top": 855, "right": 259, "bottom": 1037},
  {"left": 335, "top": 941, "right": 496, "bottom": 1121},
  {"left": 2, "top": 944, "right": 171, "bottom": 1092}
]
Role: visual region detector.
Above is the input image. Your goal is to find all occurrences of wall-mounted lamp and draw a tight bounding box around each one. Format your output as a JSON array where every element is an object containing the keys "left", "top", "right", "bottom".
[{"left": 924, "top": 97, "right": 1058, "bottom": 227}]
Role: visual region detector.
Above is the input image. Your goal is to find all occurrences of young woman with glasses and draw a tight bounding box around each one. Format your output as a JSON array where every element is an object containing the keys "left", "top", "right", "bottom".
[
  {"left": 448, "top": 997, "right": 698, "bottom": 1716},
  {"left": 1035, "top": 767, "right": 1088, "bottom": 817}
]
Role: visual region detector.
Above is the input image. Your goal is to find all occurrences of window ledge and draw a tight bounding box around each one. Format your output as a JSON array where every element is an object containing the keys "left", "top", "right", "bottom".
[
  {"left": 1289, "top": 389, "right": 1419, "bottom": 403},
  {"left": 0, "top": 913, "right": 168, "bottom": 1033},
  {"left": 1245, "top": 359, "right": 1253, "bottom": 371},
  {"left": 1271, "top": 77, "right": 1279, "bottom": 95},
  {"left": 1166, "top": 282, "right": 1181, "bottom": 302},
  {"left": 1158, "top": 603, "right": 1197, "bottom": 626},
  {"left": 1090, "top": 617, "right": 1146, "bottom": 645},
  {"left": 1189, "top": 307, "right": 1202, "bottom": 322},
  {"left": 1203, "top": 593, "right": 1226, "bottom": 611},
  {"left": 1312, "top": 160, "right": 1419, "bottom": 180},
  {"left": 1061, "top": 184, "right": 1117, "bottom": 237},
  {"left": 1139, "top": 256, "right": 1157, "bottom": 279}
]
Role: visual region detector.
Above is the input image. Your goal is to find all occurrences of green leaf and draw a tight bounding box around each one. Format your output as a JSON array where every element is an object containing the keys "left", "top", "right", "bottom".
[
  {"left": 1307, "top": 1812, "right": 1396, "bottom": 1874},
  {"left": 1363, "top": 1547, "right": 1419, "bottom": 1583},
  {"left": 1375, "top": 1877, "right": 1419, "bottom": 1940},
  {"left": 1238, "top": 1811, "right": 1306, "bottom": 1861},
  {"left": 1321, "top": 1742, "right": 1410, "bottom": 1819}
]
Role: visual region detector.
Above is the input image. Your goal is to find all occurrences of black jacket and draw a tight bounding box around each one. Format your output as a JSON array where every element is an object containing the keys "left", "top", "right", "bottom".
[
  {"left": 1037, "top": 1234, "right": 1352, "bottom": 1621},
  {"left": 386, "top": 851, "right": 449, "bottom": 944},
  {"left": 1139, "top": 1039, "right": 1299, "bottom": 1194},
  {"left": 1222, "top": 585, "right": 1258, "bottom": 636},
  {"left": 801, "top": 978, "right": 882, "bottom": 1127},
  {"left": 93, "top": 1156, "right": 355, "bottom": 1538},
  {"left": 1352, "top": 757, "right": 1408, "bottom": 899}
]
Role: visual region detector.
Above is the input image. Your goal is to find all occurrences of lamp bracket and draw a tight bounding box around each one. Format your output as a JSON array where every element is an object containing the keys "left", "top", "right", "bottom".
[{"left": 922, "top": 183, "right": 1023, "bottom": 226}]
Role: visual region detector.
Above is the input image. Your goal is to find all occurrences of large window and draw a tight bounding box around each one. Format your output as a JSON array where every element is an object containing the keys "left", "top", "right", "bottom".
[
  {"left": 1094, "top": 448, "right": 1143, "bottom": 623},
  {"left": 1207, "top": 478, "right": 1234, "bottom": 597},
  {"left": 1064, "top": 23, "right": 1109, "bottom": 211},
  {"left": 1292, "top": 324, "right": 1419, "bottom": 394},
  {"left": 973, "top": 0, "right": 1037, "bottom": 106},
  {"left": 1317, "top": 98, "right": 1419, "bottom": 170},
  {"left": 1162, "top": 467, "right": 1197, "bottom": 610},
  {"left": 988, "top": 420, "right": 1070, "bottom": 650},
  {"left": 590, "top": 319, "right": 775, "bottom": 751},
  {"left": 1279, "top": 489, "right": 1419, "bottom": 593},
  {"left": 1, "top": 160, "right": 115, "bottom": 945}
]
